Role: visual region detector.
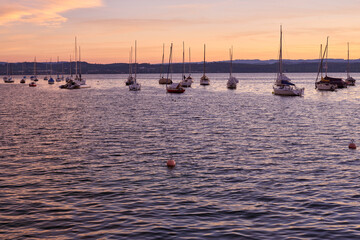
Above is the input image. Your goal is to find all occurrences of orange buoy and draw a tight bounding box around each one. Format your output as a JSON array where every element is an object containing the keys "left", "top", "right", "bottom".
[
  {"left": 349, "top": 140, "right": 357, "bottom": 149},
  {"left": 167, "top": 159, "right": 176, "bottom": 168}
]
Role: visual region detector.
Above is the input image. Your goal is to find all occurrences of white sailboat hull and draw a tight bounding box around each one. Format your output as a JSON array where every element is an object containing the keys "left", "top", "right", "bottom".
[
  {"left": 315, "top": 82, "right": 337, "bottom": 91},
  {"left": 129, "top": 82, "right": 141, "bottom": 91},
  {"left": 273, "top": 85, "right": 304, "bottom": 96},
  {"left": 200, "top": 76, "right": 210, "bottom": 85},
  {"left": 180, "top": 79, "right": 192, "bottom": 87}
]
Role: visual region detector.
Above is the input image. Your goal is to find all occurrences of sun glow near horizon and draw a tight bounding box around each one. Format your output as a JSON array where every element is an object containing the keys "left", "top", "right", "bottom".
[{"left": 1, "top": 0, "right": 360, "bottom": 64}]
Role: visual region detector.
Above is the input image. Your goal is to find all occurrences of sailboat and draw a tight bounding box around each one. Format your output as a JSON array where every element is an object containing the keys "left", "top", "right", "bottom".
[
  {"left": 180, "top": 42, "right": 192, "bottom": 87},
  {"left": 3, "top": 62, "right": 14, "bottom": 83},
  {"left": 166, "top": 43, "right": 185, "bottom": 93},
  {"left": 200, "top": 44, "right": 210, "bottom": 85},
  {"left": 227, "top": 46, "right": 238, "bottom": 89},
  {"left": 129, "top": 40, "right": 141, "bottom": 91},
  {"left": 30, "top": 57, "right": 38, "bottom": 81},
  {"left": 48, "top": 58, "right": 55, "bottom": 84},
  {"left": 56, "top": 57, "right": 62, "bottom": 82},
  {"left": 125, "top": 47, "right": 135, "bottom": 85},
  {"left": 185, "top": 48, "right": 193, "bottom": 83},
  {"left": 315, "top": 37, "right": 344, "bottom": 90},
  {"left": 273, "top": 26, "right": 304, "bottom": 96},
  {"left": 44, "top": 61, "right": 49, "bottom": 80},
  {"left": 20, "top": 63, "right": 27, "bottom": 84},
  {"left": 66, "top": 55, "right": 73, "bottom": 82},
  {"left": 345, "top": 42, "right": 356, "bottom": 86},
  {"left": 159, "top": 44, "right": 172, "bottom": 84}
]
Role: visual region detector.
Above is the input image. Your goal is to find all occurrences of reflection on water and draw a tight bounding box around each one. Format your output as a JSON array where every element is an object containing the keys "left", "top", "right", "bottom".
[{"left": 1, "top": 73, "right": 360, "bottom": 239}]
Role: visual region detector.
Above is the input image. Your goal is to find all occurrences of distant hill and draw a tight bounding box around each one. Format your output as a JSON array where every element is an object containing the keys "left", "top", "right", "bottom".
[{"left": 0, "top": 59, "right": 358, "bottom": 74}]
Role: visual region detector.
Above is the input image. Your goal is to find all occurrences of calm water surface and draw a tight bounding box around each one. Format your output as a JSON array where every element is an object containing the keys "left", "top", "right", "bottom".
[{"left": 1, "top": 73, "right": 360, "bottom": 239}]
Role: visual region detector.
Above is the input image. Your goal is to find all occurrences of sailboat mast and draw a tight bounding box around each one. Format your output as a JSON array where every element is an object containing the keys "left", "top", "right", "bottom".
[
  {"left": 34, "top": 57, "right": 36, "bottom": 76},
  {"left": 166, "top": 43, "right": 173, "bottom": 88},
  {"left": 75, "top": 37, "right": 78, "bottom": 78},
  {"left": 134, "top": 40, "right": 137, "bottom": 83},
  {"left": 203, "top": 44, "right": 206, "bottom": 76},
  {"left": 182, "top": 42, "right": 185, "bottom": 80},
  {"left": 230, "top": 47, "right": 233, "bottom": 78},
  {"left": 50, "top": 58, "right": 52, "bottom": 77},
  {"left": 347, "top": 42, "right": 350, "bottom": 78},
  {"left": 57, "top": 56, "right": 59, "bottom": 78},
  {"left": 188, "top": 47, "right": 191, "bottom": 76},
  {"left": 79, "top": 46, "right": 82, "bottom": 78},
  {"left": 129, "top": 47, "right": 133, "bottom": 77},
  {"left": 70, "top": 55, "right": 72, "bottom": 77},
  {"left": 320, "top": 44, "right": 323, "bottom": 78},
  {"left": 325, "top": 36, "right": 329, "bottom": 76},
  {"left": 279, "top": 25, "right": 283, "bottom": 76},
  {"left": 160, "top": 43, "right": 164, "bottom": 78}
]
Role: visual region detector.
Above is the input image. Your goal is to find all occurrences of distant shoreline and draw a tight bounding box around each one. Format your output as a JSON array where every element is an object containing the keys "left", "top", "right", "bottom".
[{"left": 1, "top": 59, "right": 358, "bottom": 75}]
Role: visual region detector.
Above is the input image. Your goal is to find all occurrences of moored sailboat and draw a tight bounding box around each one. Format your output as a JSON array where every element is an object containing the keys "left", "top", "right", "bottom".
[
  {"left": 125, "top": 47, "right": 135, "bottom": 86},
  {"left": 227, "top": 46, "right": 237, "bottom": 89},
  {"left": 315, "top": 37, "right": 341, "bottom": 91},
  {"left": 3, "top": 62, "right": 13, "bottom": 83},
  {"left": 180, "top": 42, "right": 192, "bottom": 88},
  {"left": 200, "top": 44, "right": 210, "bottom": 86},
  {"left": 345, "top": 42, "right": 356, "bottom": 86},
  {"left": 273, "top": 26, "right": 304, "bottom": 96},
  {"left": 129, "top": 40, "right": 141, "bottom": 91},
  {"left": 30, "top": 57, "right": 38, "bottom": 81},
  {"left": 166, "top": 43, "right": 185, "bottom": 93},
  {"left": 159, "top": 44, "right": 172, "bottom": 84},
  {"left": 48, "top": 58, "right": 55, "bottom": 84}
]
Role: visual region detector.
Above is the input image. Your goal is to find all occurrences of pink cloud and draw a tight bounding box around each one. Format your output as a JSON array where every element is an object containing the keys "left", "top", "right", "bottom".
[{"left": 0, "top": 0, "right": 103, "bottom": 26}]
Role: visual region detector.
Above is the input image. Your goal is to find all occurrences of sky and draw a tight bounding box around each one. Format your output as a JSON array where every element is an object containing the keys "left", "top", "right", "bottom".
[{"left": 1, "top": 0, "right": 360, "bottom": 64}]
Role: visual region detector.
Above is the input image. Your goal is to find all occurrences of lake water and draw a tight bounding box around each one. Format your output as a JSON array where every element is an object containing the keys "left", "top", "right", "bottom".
[{"left": 1, "top": 73, "right": 360, "bottom": 239}]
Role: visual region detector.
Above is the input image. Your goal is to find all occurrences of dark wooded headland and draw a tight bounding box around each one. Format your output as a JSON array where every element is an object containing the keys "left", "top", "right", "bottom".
[{"left": 2, "top": 59, "right": 360, "bottom": 74}]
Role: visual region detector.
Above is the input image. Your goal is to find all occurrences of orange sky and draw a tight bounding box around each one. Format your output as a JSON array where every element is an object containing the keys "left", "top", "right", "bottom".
[{"left": 1, "top": 0, "right": 360, "bottom": 64}]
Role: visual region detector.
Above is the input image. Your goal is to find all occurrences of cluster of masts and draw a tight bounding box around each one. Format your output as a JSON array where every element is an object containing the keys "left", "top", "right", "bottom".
[
  {"left": 2, "top": 29, "right": 357, "bottom": 94},
  {"left": 3, "top": 37, "right": 88, "bottom": 89},
  {"left": 125, "top": 41, "right": 236, "bottom": 93}
]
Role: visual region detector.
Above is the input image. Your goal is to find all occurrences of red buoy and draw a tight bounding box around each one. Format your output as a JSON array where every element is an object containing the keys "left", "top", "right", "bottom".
[
  {"left": 349, "top": 140, "right": 357, "bottom": 149},
  {"left": 167, "top": 159, "right": 176, "bottom": 168}
]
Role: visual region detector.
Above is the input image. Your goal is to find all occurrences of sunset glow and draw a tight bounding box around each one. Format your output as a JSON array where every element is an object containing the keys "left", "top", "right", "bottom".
[{"left": 1, "top": 0, "right": 360, "bottom": 63}]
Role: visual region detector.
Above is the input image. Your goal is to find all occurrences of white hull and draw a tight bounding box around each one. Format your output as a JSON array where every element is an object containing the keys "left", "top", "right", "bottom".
[
  {"left": 200, "top": 76, "right": 210, "bottom": 85},
  {"left": 315, "top": 82, "right": 337, "bottom": 91},
  {"left": 129, "top": 82, "right": 141, "bottom": 91},
  {"left": 273, "top": 85, "right": 304, "bottom": 96},
  {"left": 180, "top": 79, "right": 192, "bottom": 87},
  {"left": 227, "top": 76, "right": 238, "bottom": 89}
]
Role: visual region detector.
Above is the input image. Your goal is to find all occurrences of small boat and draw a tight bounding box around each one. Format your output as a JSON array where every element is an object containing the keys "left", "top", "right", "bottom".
[
  {"left": 48, "top": 58, "right": 55, "bottom": 84},
  {"left": 200, "top": 44, "right": 210, "bottom": 86},
  {"left": 30, "top": 57, "right": 38, "bottom": 81},
  {"left": 3, "top": 76, "right": 14, "bottom": 83},
  {"left": 345, "top": 42, "right": 356, "bottom": 86},
  {"left": 29, "top": 81, "right": 36, "bottom": 87},
  {"left": 180, "top": 42, "right": 192, "bottom": 88},
  {"left": 20, "top": 76, "right": 26, "bottom": 83},
  {"left": 56, "top": 56, "right": 62, "bottom": 82},
  {"left": 44, "top": 60, "right": 49, "bottom": 80},
  {"left": 166, "top": 43, "right": 185, "bottom": 94},
  {"left": 129, "top": 40, "right": 141, "bottom": 91},
  {"left": 315, "top": 38, "right": 340, "bottom": 91},
  {"left": 159, "top": 44, "right": 172, "bottom": 84},
  {"left": 186, "top": 47, "right": 193, "bottom": 83},
  {"left": 167, "top": 82, "right": 185, "bottom": 93},
  {"left": 273, "top": 26, "right": 304, "bottom": 96},
  {"left": 3, "top": 63, "right": 14, "bottom": 83},
  {"left": 227, "top": 47, "right": 238, "bottom": 89},
  {"left": 125, "top": 47, "right": 135, "bottom": 86}
]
